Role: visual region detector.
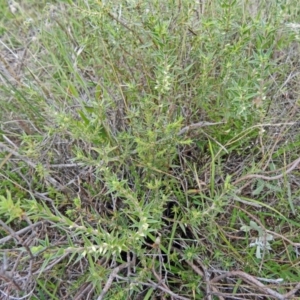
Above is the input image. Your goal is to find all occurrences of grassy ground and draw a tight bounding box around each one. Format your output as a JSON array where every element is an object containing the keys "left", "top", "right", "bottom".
[{"left": 1, "top": 0, "right": 300, "bottom": 299}]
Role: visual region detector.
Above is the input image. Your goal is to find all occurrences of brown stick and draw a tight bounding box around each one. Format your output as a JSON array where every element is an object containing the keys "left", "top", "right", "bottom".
[
  {"left": 0, "top": 221, "right": 43, "bottom": 245},
  {"left": 178, "top": 121, "right": 225, "bottom": 136},
  {"left": 0, "top": 142, "right": 64, "bottom": 190},
  {"left": 233, "top": 156, "right": 300, "bottom": 185},
  {"left": 211, "top": 270, "right": 300, "bottom": 299},
  {"left": 97, "top": 262, "right": 133, "bottom": 300}
]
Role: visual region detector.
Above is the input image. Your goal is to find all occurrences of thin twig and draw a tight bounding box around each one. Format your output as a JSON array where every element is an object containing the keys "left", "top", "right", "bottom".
[
  {"left": 284, "top": 282, "right": 300, "bottom": 299},
  {"left": 0, "top": 222, "right": 43, "bottom": 245},
  {"left": 49, "top": 163, "right": 84, "bottom": 168},
  {"left": 178, "top": 121, "right": 225, "bottom": 136},
  {"left": 266, "top": 229, "right": 300, "bottom": 248},
  {"left": 0, "top": 220, "right": 34, "bottom": 259},
  {"left": 232, "top": 204, "right": 300, "bottom": 248},
  {"left": 32, "top": 253, "right": 69, "bottom": 275},
  {"left": 148, "top": 280, "right": 190, "bottom": 300},
  {"left": 0, "top": 142, "right": 36, "bottom": 168},
  {"left": 74, "top": 282, "right": 94, "bottom": 300},
  {"left": 0, "top": 142, "right": 64, "bottom": 190},
  {"left": 114, "top": 275, "right": 190, "bottom": 300},
  {"left": 97, "top": 262, "right": 133, "bottom": 300},
  {"left": 151, "top": 268, "right": 172, "bottom": 297},
  {"left": 178, "top": 121, "right": 297, "bottom": 135},
  {"left": 0, "top": 272, "right": 23, "bottom": 292},
  {"left": 0, "top": 288, "right": 34, "bottom": 300},
  {"left": 174, "top": 248, "right": 224, "bottom": 300},
  {"left": 233, "top": 156, "right": 300, "bottom": 185},
  {"left": 211, "top": 270, "right": 300, "bottom": 299}
]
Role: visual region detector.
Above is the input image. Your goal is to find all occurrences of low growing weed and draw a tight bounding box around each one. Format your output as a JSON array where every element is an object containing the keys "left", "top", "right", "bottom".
[{"left": 1, "top": 0, "right": 300, "bottom": 299}]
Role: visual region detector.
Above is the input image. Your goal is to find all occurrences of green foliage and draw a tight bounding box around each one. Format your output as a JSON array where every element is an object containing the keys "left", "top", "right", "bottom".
[
  {"left": 1, "top": 0, "right": 300, "bottom": 299},
  {"left": 241, "top": 221, "right": 274, "bottom": 259},
  {"left": 0, "top": 190, "right": 24, "bottom": 223}
]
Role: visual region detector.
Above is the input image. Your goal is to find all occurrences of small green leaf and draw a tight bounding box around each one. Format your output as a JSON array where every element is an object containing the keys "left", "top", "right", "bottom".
[
  {"left": 78, "top": 110, "right": 90, "bottom": 126},
  {"left": 256, "top": 245, "right": 262, "bottom": 259},
  {"left": 240, "top": 225, "right": 251, "bottom": 232},
  {"left": 249, "top": 221, "right": 261, "bottom": 232}
]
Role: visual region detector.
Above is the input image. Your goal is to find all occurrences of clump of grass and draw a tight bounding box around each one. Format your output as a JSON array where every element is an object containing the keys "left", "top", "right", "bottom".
[{"left": 1, "top": 0, "right": 300, "bottom": 299}]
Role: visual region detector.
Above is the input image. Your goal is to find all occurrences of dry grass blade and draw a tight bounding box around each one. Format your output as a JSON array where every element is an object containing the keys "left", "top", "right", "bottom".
[
  {"left": 210, "top": 271, "right": 300, "bottom": 300},
  {"left": 1, "top": 0, "right": 300, "bottom": 299}
]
